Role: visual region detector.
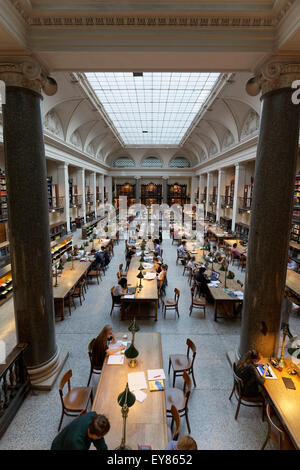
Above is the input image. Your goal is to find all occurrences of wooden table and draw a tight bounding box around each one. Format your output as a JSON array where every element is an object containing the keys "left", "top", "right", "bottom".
[
  {"left": 123, "top": 253, "right": 158, "bottom": 321},
  {"left": 53, "top": 260, "right": 91, "bottom": 320},
  {"left": 207, "top": 225, "right": 236, "bottom": 243},
  {"left": 262, "top": 358, "right": 300, "bottom": 449},
  {"left": 92, "top": 332, "right": 168, "bottom": 450},
  {"left": 286, "top": 269, "right": 300, "bottom": 305}
]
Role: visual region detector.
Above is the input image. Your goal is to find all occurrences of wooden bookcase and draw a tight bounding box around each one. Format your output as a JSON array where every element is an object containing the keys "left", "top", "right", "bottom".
[
  {"left": 291, "top": 173, "right": 300, "bottom": 245},
  {"left": 167, "top": 183, "right": 187, "bottom": 206}
]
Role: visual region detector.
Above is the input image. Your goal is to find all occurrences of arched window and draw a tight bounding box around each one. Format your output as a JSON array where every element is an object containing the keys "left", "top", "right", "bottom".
[
  {"left": 113, "top": 157, "right": 135, "bottom": 168},
  {"left": 169, "top": 157, "right": 191, "bottom": 168},
  {"left": 141, "top": 156, "right": 162, "bottom": 168}
]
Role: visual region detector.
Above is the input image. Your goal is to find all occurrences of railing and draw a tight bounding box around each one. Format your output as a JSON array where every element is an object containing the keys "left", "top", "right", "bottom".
[
  {"left": 0, "top": 343, "right": 30, "bottom": 438},
  {"left": 221, "top": 195, "right": 233, "bottom": 208},
  {"left": 48, "top": 196, "right": 65, "bottom": 211},
  {"left": 69, "top": 194, "right": 82, "bottom": 208},
  {"left": 238, "top": 197, "right": 252, "bottom": 212},
  {"left": 85, "top": 194, "right": 94, "bottom": 204}
]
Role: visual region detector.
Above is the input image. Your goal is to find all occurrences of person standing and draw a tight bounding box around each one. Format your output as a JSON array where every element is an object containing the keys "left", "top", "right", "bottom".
[{"left": 51, "top": 412, "right": 110, "bottom": 450}]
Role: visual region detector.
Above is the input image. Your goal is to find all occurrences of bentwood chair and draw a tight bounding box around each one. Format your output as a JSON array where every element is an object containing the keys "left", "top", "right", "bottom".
[
  {"left": 166, "top": 371, "right": 192, "bottom": 434},
  {"left": 87, "top": 266, "right": 101, "bottom": 285},
  {"left": 189, "top": 287, "right": 206, "bottom": 318},
  {"left": 72, "top": 280, "right": 85, "bottom": 305},
  {"left": 58, "top": 369, "right": 93, "bottom": 431},
  {"left": 229, "top": 363, "right": 265, "bottom": 421},
  {"left": 110, "top": 286, "right": 122, "bottom": 316},
  {"left": 239, "top": 254, "right": 247, "bottom": 272},
  {"left": 119, "top": 263, "right": 127, "bottom": 277},
  {"left": 261, "top": 403, "right": 295, "bottom": 450},
  {"left": 170, "top": 405, "right": 181, "bottom": 441},
  {"left": 168, "top": 338, "right": 197, "bottom": 387},
  {"left": 162, "top": 288, "right": 180, "bottom": 319},
  {"left": 65, "top": 287, "right": 76, "bottom": 316},
  {"left": 87, "top": 338, "right": 102, "bottom": 387}
]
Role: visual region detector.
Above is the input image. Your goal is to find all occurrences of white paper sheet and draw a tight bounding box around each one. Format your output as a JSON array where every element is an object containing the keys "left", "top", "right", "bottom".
[
  {"left": 133, "top": 390, "right": 147, "bottom": 403},
  {"left": 128, "top": 371, "right": 147, "bottom": 391},
  {"left": 107, "top": 355, "right": 124, "bottom": 365},
  {"left": 147, "top": 369, "right": 166, "bottom": 380}
]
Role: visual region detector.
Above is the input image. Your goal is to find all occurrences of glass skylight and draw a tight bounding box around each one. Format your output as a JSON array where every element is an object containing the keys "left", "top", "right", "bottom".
[{"left": 85, "top": 72, "right": 220, "bottom": 146}]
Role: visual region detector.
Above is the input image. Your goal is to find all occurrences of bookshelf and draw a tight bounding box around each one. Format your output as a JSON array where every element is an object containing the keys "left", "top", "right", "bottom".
[
  {"left": 114, "top": 183, "right": 136, "bottom": 208},
  {"left": 0, "top": 171, "right": 8, "bottom": 222},
  {"left": 51, "top": 235, "right": 73, "bottom": 265},
  {"left": 141, "top": 183, "right": 162, "bottom": 206},
  {"left": 167, "top": 183, "right": 187, "bottom": 206},
  {"left": 50, "top": 221, "right": 67, "bottom": 241}
]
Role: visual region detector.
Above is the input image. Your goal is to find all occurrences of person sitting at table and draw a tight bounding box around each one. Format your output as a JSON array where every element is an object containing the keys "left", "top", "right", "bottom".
[
  {"left": 187, "top": 256, "right": 196, "bottom": 270},
  {"left": 230, "top": 243, "right": 242, "bottom": 260},
  {"left": 178, "top": 241, "right": 187, "bottom": 257},
  {"left": 62, "top": 247, "right": 72, "bottom": 263},
  {"left": 287, "top": 256, "right": 297, "bottom": 271},
  {"left": 91, "top": 325, "right": 125, "bottom": 369},
  {"left": 73, "top": 245, "right": 80, "bottom": 257},
  {"left": 157, "top": 264, "right": 167, "bottom": 288},
  {"left": 90, "top": 249, "right": 104, "bottom": 269},
  {"left": 195, "top": 266, "right": 212, "bottom": 300},
  {"left": 153, "top": 257, "right": 162, "bottom": 274},
  {"left": 165, "top": 435, "right": 198, "bottom": 451},
  {"left": 211, "top": 246, "right": 222, "bottom": 259},
  {"left": 101, "top": 246, "right": 110, "bottom": 266},
  {"left": 203, "top": 236, "right": 211, "bottom": 251},
  {"left": 113, "top": 277, "right": 128, "bottom": 302},
  {"left": 51, "top": 412, "right": 110, "bottom": 450},
  {"left": 126, "top": 246, "right": 136, "bottom": 262},
  {"left": 234, "top": 349, "right": 265, "bottom": 398}
]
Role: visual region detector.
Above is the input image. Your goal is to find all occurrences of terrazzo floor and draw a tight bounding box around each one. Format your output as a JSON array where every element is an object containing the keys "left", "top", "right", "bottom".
[{"left": 0, "top": 234, "right": 299, "bottom": 450}]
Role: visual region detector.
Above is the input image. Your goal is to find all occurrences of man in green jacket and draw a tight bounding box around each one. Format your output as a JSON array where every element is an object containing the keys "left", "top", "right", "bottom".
[{"left": 51, "top": 412, "right": 110, "bottom": 450}]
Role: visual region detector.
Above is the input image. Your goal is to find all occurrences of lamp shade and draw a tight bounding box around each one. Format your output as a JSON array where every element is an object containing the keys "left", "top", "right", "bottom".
[
  {"left": 140, "top": 253, "right": 145, "bottom": 262},
  {"left": 137, "top": 272, "right": 144, "bottom": 280},
  {"left": 117, "top": 383, "right": 136, "bottom": 408},
  {"left": 138, "top": 263, "right": 144, "bottom": 271},
  {"left": 125, "top": 343, "right": 139, "bottom": 359}
]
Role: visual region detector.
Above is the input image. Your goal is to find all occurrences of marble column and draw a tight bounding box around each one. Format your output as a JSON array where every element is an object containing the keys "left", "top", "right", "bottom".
[
  {"left": 190, "top": 176, "right": 198, "bottom": 206},
  {"left": 216, "top": 169, "right": 226, "bottom": 223},
  {"left": 77, "top": 168, "right": 86, "bottom": 223},
  {"left": 100, "top": 174, "right": 105, "bottom": 216},
  {"left": 91, "top": 172, "right": 97, "bottom": 219},
  {"left": 240, "top": 58, "right": 300, "bottom": 357},
  {"left": 57, "top": 163, "right": 70, "bottom": 232},
  {"left": 206, "top": 172, "right": 212, "bottom": 217},
  {"left": 232, "top": 164, "right": 245, "bottom": 231},
  {"left": 135, "top": 176, "right": 141, "bottom": 204},
  {"left": 162, "top": 177, "right": 168, "bottom": 204},
  {"left": 106, "top": 175, "right": 113, "bottom": 205},
  {"left": 0, "top": 58, "right": 67, "bottom": 388}
]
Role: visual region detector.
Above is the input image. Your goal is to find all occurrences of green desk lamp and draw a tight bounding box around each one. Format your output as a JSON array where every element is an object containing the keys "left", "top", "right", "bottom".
[
  {"left": 137, "top": 271, "right": 144, "bottom": 291},
  {"left": 125, "top": 343, "right": 139, "bottom": 368},
  {"left": 128, "top": 317, "right": 140, "bottom": 347},
  {"left": 116, "top": 383, "right": 136, "bottom": 450}
]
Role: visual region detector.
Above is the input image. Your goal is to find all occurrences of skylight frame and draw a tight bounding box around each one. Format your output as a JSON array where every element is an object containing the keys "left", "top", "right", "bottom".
[{"left": 85, "top": 72, "right": 220, "bottom": 146}]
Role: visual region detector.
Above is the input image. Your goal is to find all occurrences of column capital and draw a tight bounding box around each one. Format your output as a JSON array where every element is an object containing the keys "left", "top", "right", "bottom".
[
  {"left": 134, "top": 176, "right": 141, "bottom": 180},
  {"left": 162, "top": 176, "right": 168, "bottom": 180},
  {"left": 246, "top": 55, "right": 300, "bottom": 97},
  {"left": 0, "top": 56, "right": 57, "bottom": 96}
]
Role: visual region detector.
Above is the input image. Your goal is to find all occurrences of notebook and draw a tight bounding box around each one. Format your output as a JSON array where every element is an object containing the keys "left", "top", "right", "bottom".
[
  {"left": 149, "top": 379, "right": 165, "bottom": 391},
  {"left": 107, "top": 355, "right": 124, "bottom": 365},
  {"left": 147, "top": 369, "right": 166, "bottom": 380}
]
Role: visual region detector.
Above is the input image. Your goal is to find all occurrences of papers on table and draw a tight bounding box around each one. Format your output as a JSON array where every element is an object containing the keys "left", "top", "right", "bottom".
[
  {"left": 109, "top": 341, "right": 128, "bottom": 354},
  {"left": 133, "top": 390, "right": 147, "bottom": 403},
  {"left": 136, "top": 251, "right": 142, "bottom": 257},
  {"left": 147, "top": 369, "right": 166, "bottom": 381},
  {"left": 107, "top": 355, "right": 124, "bottom": 365},
  {"left": 143, "top": 263, "right": 154, "bottom": 269},
  {"left": 256, "top": 365, "right": 277, "bottom": 379},
  {"left": 208, "top": 281, "right": 221, "bottom": 287},
  {"left": 233, "top": 291, "right": 244, "bottom": 300},
  {"left": 144, "top": 256, "right": 153, "bottom": 262},
  {"left": 123, "top": 294, "right": 135, "bottom": 299},
  {"left": 128, "top": 371, "right": 147, "bottom": 391},
  {"left": 144, "top": 273, "right": 157, "bottom": 280}
]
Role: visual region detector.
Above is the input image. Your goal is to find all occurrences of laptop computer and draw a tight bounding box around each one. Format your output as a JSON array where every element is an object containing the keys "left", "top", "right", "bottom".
[{"left": 210, "top": 271, "right": 220, "bottom": 282}]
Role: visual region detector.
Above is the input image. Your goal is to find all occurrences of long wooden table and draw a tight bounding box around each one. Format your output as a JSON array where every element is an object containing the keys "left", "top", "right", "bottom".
[
  {"left": 53, "top": 260, "right": 91, "bottom": 320},
  {"left": 123, "top": 253, "right": 159, "bottom": 321},
  {"left": 185, "top": 241, "right": 243, "bottom": 321},
  {"left": 262, "top": 358, "right": 300, "bottom": 449},
  {"left": 92, "top": 332, "right": 168, "bottom": 450}
]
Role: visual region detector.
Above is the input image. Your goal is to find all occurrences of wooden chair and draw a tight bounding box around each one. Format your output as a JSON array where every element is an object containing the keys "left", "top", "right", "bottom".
[
  {"left": 58, "top": 369, "right": 93, "bottom": 431},
  {"left": 87, "top": 266, "right": 101, "bottom": 285},
  {"left": 166, "top": 371, "right": 192, "bottom": 434},
  {"left": 72, "top": 281, "right": 85, "bottom": 305},
  {"left": 119, "top": 263, "right": 127, "bottom": 277},
  {"left": 189, "top": 287, "right": 206, "bottom": 317},
  {"left": 65, "top": 287, "right": 76, "bottom": 316},
  {"left": 237, "top": 280, "right": 244, "bottom": 289},
  {"left": 110, "top": 286, "right": 122, "bottom": 316},
  {"left": 168, "top": 338, "right": 197, "bottom": 387},
  {"left": 261, "top": 403, "right": 295, "bottom": 450},
  {"left": 162, "top": 288, "right": 180, "bottom": 319},
  {"left": 87, "top": 338, "right": 102, "bottom": 387},
  {"left": 229, "top": 363, "right": 265, "bottom": 421},
  {"left": 170, "top": 405, "right": 181, "bottom": 441}
]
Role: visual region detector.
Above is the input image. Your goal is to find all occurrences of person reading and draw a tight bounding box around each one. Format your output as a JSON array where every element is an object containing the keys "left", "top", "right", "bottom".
[
  {"left": 91, "top": 325, "right": 125, "bottom": 369},
  {"left": 51, "top": 412, "right": 110, "bottom": 450},
  {"left": 234, "top": 349, "right": 265, "bottom": 398}
]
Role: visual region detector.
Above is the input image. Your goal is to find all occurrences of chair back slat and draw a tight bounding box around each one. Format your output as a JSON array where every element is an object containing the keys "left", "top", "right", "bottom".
[{"left": 171, "top": 405, "right": 181, "bottom": 441}]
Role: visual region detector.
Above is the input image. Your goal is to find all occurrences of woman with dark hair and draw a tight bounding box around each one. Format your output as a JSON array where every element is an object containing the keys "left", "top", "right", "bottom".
[
  {"left": 112, "top": 277, "right": 127, "bottom": 302},
  {"left": 195, "top": 266, "right": 211, "bottom": 299},
  {"left": 91, "top": 325, "right": 125, "bottom": 369},
  {"left": 234, "top": 349, "right": 265, "bottom": 398}
]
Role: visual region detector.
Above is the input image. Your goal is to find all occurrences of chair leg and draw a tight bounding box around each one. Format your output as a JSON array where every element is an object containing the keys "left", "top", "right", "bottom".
[
  {"left": 58, "top": 410, "right": 65, "bottom": 431},
  {"left": 172, "top": 371, "right": 176, "bottom": 387},
  {"left": 235, "top": 398, "right": 241, "bottom": 420},
  {"left": 229, "top": 383, "right": 235, "bottom": 400},
  {"left": 185, "top": 410, "right": 191, "bottom": 434},
  {"left": 261, "top": 429, "right": 270, "bottom": 451},
  {"left": 191, "top": 369, "right": 196, "bottom": 387},
  {"left": 87, "top": 369, "right": 93, "bottom": 387},
  {"left": 168, "top": 358, "right": 171, "bottom": 375},
  {"left": 110, "top": 304, "right": 114, "bottom": 316}
]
